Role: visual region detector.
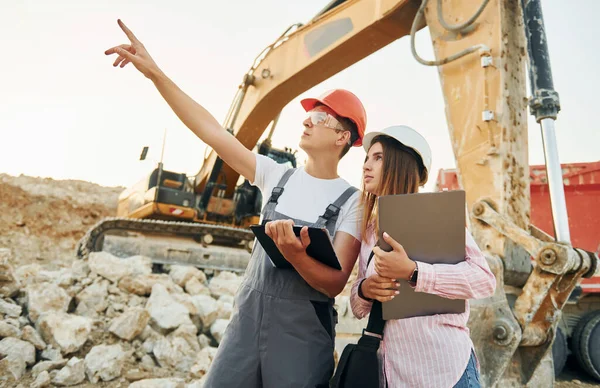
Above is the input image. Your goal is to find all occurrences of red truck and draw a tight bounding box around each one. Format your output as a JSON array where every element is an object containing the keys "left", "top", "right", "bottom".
[{"left": 435, "top": 161, "right": 600, "bottom": 379}]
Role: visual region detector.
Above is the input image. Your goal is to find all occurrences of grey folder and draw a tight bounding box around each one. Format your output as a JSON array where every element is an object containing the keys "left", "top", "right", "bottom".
[{"left": 376, "top": 190, "right": 467, "bottom": 320}]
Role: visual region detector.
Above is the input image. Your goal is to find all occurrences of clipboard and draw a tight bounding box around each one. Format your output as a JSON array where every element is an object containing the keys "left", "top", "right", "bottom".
[
  {"left": 250, "top": 224, "right": 342, "bottom": 270},
  {"left": 377, "top": 190, "right": 467, "bottom": 320}
]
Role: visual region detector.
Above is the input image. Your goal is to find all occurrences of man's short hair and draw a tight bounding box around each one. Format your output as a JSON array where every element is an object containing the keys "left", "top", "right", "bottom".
[{"left": 339, "top": 117, "right": 359, "bottom": 158}]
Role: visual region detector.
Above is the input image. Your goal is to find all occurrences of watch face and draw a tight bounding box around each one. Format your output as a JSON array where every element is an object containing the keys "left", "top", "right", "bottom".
[{"left": 410, "top": 268, "right": 418, "bottom": 282}]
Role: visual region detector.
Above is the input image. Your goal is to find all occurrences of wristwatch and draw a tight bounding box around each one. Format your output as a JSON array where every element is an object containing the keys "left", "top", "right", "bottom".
[{"left": 408, "top": 264, "right": 419, "bottom": 287}]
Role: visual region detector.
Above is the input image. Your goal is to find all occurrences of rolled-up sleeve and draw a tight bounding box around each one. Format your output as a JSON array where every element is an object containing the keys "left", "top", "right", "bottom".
[
  {"left": 350, "top": 249, "right": 373, "bottom": 319},
  {"left": 414, "top": 228, "right": 496, "bottom": 300}
]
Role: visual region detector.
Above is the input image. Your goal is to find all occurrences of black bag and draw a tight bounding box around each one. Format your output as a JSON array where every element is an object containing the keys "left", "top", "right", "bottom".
[{"left": 330, "top": 252, "right": 385, "bottom": 388}]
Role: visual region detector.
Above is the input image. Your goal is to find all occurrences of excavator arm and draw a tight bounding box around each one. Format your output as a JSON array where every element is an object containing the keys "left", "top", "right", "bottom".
[
  {"left": 193, "top": 0, "right": 423, "bottom": 198},
  {"left": 189, "top": 0, "right": 598, "bottom": 386}
]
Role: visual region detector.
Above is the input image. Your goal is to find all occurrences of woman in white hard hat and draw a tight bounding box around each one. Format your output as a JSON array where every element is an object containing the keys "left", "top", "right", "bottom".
[{"left": 349, "top": 125, "right": 496, "bottom": 388}]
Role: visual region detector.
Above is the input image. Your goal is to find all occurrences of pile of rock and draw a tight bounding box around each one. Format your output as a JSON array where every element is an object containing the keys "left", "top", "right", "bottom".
[{"left": 0, "top": 247, "right": 242, "bottom": 387}]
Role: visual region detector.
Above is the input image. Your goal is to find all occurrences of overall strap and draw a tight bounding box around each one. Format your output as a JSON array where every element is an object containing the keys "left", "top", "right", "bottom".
[
  {"left": 261, "top": 168, "right": 296, "bottom": 221},
  {"left": 313, "top": 186, "right": 358, "bottom": 233}
]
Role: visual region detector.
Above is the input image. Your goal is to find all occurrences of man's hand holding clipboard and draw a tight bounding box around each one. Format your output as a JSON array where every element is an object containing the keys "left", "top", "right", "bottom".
[
  {"left": 264, "top": 220, "right": 311, "bottom": 267},
  {"left": 250, "top": 221, "right": 342, "bottom": 270}
]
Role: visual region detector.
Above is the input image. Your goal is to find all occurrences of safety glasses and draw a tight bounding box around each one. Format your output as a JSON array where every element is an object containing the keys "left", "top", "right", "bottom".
[{"left": 307, "top": 111, "right": 344, "bottom": 132}]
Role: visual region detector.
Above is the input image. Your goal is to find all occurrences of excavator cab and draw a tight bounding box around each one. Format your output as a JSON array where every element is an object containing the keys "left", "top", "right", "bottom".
[{"left": 116, "top": 166, "right": 196, "bottom": 222}]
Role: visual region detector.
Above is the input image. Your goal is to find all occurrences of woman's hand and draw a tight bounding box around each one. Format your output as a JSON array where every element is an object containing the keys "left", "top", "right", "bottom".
[
  {"left": 361, "top": 274, "right": 400, "bottom": 302},
  {"left": 104, "top": 19, "right": 162, "bottom": 81},
  {"left": 373, "top": 232, "right": 416, "bottom": 280}
]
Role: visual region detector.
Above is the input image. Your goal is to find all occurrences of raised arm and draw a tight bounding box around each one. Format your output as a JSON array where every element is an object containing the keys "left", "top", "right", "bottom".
[{"left": 104, "top": 19, "right": 256, "bottom": 181}]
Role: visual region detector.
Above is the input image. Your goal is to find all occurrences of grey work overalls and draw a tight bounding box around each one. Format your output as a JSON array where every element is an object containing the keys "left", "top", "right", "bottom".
[{"left": 203, "top": 168, "right": 358, "bottom": 388}]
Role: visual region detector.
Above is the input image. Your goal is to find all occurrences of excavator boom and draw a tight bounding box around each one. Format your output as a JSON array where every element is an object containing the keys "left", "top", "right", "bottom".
[{"left": 194, "top": 0, "right": 423, "bottom": 197}]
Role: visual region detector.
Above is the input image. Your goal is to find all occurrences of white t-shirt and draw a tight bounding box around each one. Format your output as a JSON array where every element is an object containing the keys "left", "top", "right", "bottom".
[{"left": 250, "top": 154, "right": 362, "bottom": 242}]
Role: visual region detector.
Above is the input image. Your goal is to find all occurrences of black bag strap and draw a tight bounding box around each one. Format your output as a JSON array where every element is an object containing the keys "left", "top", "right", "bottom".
[{"left": 364, "top": 251, "right": 385, "bottom": 336}]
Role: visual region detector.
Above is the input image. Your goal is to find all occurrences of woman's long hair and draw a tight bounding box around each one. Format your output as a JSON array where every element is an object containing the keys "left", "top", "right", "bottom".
[{"left": 360, "top": 135, "right": 428, "bottom": 239}]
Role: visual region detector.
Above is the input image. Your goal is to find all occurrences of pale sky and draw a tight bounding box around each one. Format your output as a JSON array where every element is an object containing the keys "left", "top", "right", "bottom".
[{"left": 1, "top": 0, "right": 598, "bottom": 193}]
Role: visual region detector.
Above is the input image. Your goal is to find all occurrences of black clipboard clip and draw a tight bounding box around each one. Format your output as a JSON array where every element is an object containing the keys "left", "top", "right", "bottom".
[{"left": 249, "top": 224, "right": 342, "bottom": 270}]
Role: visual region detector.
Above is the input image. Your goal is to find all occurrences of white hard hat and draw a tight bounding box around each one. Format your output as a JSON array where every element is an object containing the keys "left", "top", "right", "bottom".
[{"left": 362, "top": 125, "right": 432, "bottom": 176}]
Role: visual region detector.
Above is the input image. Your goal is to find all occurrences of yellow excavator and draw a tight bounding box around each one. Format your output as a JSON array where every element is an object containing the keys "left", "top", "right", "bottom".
[{"left": 77, "top": 0, "right": 600, "bottom": 385}]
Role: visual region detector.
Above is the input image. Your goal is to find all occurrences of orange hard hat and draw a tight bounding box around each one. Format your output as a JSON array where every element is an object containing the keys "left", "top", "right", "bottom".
[{"left": 300, "top": 89, "right": 367, "bottom": 147}]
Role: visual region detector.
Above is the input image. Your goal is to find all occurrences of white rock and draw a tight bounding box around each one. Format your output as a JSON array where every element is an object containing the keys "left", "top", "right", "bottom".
[
  {"left": 0, "top": 298, "right": 22, "bottom": 317},
  {"left": 4, "top": 316, "right": 21, "bottom": 329},
  {"left": 84, "top": 344, "right": 126, "bottom": 383},
  {"left": 146, "top": 284, "right": 192, "bottom": 331},
  {"left": 38, "top": 268, "right": 74, "bottom": 288},
  {"left": 41, "top": 346, "right": 63, "bottom": 361},
  {"left": 187, "top": 379, "right": 205, "bottom": 388},
  {"left": 17, "top": 315, "right": 29, "bottom": 327},
  {"left": 208, "top": 271, "right": 241, "bottom": 298},
  {"left": 0, "top": 249, "right": 19, "bottom": 298},
  {"left": 14, "top": 263, "right": 42, "bottom": 284},
  {"left": 191, "top": 294, "right": 219, "bottom": 329},
  {"left": 128, "top": 378, "right": 186, "bottom": 388},
  {"left": 197, "top": 334, "right": 211, "bottom": 349},
  {"left": 109, "top": 307, "right": 150, "bottom": 341},
  {"left": 16, "top": 265, "right": 72, "bottom": 287},
  {"left": 216, "top": 296, "right": 233, "bottom": 320},
  {"left": 0, "top": 337, "right": 36, "bottom": 365},
  {"left": 66, "top": 284, "right": 83, "bottom": 298},
  {"left": 127, "top": 294, "right": 148, "bottom": 308},
  {"left": 190, "top": 346, "right": 214, "bottom": 379},
  {"left": 139, "top": 324, "right": 160, "bottom": 342},
  {"left": 184, "top": 277, "right": 210, "bottom": 296},
  {"left": 141, "top": 326, "right": 163, "bottom": 355},
  {"left": 31, "top": 370, "right": 51, "bottom": 388},
  {"left": 210, "top": 319, "right": 230, "bottom": 344},
  {"left": 0, "top": 281, "right": 19, "bottom": 298},
  {"left": 218, "top": 294, "right": 234, "bottom": 304},
  {"left": 140, "top": 354, "right": 156, "bottom": 368},
  {"left": 0, "top": 353, "right": 26, "bottom": 380},
  {"left": 88, "top": 252, "right": 152, "bottom": 283},
  {"left": 75, "top": 279, "right": 109, "bottom": 317},
  {"left": 335, "top": 296, "right": 349, "bottom": 317},
  {"left": 71, "top": 260, "right": 90, "bottom": 280},
  {"left": 22, "top": 325, "right": 47, "bottom": 350},
  {"left": 153, "top": 324, "right": 200, "bottom": 372},
  {"left": 26, "top": 283, "right": 71, "bottom": 322},
  {"left": 119, "top": 274, "right": 182, "bottom": 296},
  {"left": 36, "top": 312, "right": 91, "bottom": 354},
  {"left": 32, "top": 359, "right": 68, "bottom": 378},
  {"left": 0, "top": 321, "right": 21, "bottom": 338},
  {"left": 124, "top": 368, "right": 149, "bottom": 382},
  {"left": 172, "top": 292, "right": 198, "bottom": 316},
  {"left": 169, "top": 265, "right": 207, "bottom": 287},
  {"left": 52, "top": 357, "right": 85, "bottom": 386},
  {"left": 0, "top": 249, "right": 14, "bottom": 279},
  {"left": 108, "top": 283, "right": 121, "bottom": 295}
]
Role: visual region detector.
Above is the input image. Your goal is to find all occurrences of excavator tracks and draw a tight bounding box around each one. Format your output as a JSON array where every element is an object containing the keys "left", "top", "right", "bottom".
[{"left": 76, "top": 217, "right": 255, "bottom": 272}]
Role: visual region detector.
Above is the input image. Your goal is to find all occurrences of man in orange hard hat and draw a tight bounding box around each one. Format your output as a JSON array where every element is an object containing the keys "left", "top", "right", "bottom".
[{"left": 105, "top": 20, "right": 366, "bottom": 387}]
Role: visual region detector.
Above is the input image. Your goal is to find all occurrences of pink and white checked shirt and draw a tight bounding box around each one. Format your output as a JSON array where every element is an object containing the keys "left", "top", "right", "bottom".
[{"left": 350, "top": 228, "right": 496, "bottom": 388}]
